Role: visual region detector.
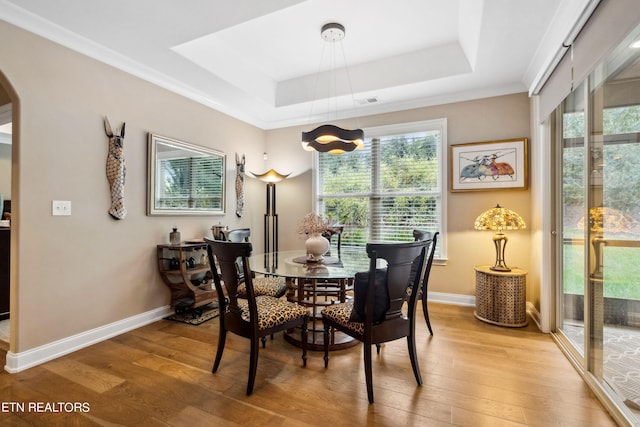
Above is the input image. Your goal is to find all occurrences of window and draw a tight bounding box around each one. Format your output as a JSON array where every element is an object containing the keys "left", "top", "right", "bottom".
[
  {"left": 314, "top": 119, "right": 446, "bottom": 259},
  {"left": 157, "top": 155, "right": 224, "bottom": 210}
]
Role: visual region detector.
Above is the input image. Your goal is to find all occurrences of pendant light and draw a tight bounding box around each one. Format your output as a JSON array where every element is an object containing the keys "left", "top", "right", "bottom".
[{"left": 301, "top": 23, "right": 364, "bottom": 155}]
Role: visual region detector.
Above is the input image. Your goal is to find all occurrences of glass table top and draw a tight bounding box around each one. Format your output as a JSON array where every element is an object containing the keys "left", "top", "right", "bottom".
[{"left": 248, "top": 249, "right": 375, "bottom": 280}]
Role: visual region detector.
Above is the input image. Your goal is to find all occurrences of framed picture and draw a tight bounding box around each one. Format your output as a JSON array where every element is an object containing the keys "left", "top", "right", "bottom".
[{"left": 449, "top": 138, "right": 528, "bottom": 192}]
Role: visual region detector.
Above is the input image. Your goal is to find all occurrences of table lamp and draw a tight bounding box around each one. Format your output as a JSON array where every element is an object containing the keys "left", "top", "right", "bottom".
[
  {"left": 578, "top": 206, "right": 632, "bottom": 278},
  {"left": 474, "top": 204, "right": 526, "bottom": 272}
]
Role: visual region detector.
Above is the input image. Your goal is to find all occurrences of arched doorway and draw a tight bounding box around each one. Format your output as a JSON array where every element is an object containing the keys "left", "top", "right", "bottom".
[{"left": 0, "top": 70, "right": 19, "bottom": 360}]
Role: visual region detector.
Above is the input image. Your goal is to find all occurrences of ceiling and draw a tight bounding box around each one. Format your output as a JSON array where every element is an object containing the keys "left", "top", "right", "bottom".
[{"left": 0, "top": 0, "right": 595, "bottom": 130}]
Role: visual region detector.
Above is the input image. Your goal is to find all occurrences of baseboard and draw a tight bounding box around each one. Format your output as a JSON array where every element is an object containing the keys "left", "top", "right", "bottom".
[
  {"left": 430, "top": 291, "right": 475, "bottom": 307},
  {"left": 527, "top": 302, "right": 542, "bottom": 330},
  {"left": 431, "top": 292, "right": 544, "bottom": 332},
  {"left": 4, "top": 305, "right": 172, "bottom": 373}
]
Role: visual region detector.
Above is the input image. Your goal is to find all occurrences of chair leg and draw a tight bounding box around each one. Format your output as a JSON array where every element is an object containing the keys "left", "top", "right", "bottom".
[
  {"left": 364, "top": 344, "right": 374, "bottom": 404},
  {"left": 246, "top": 336, "right": 260, "bottom": 395},
  {"left": 212, "top": 329, "right": 227, "bottom": 373},
  {"left": 261, "top": 336, "right": 266, "bottom": 348},
  {"left": 375, "top": 343, "right": 381, "bottom": 354},
  {"left": 407, "top": 334, "right": 423, "bottom": 386},
  {"left": 301, "top": 318, "right": 308, "bottom": 367},
  {"left": 323, "top": 322, "right": 330, "bottom": 368},
  {"left": 422, "top": 293, "right": 433, "bottom": 336}
]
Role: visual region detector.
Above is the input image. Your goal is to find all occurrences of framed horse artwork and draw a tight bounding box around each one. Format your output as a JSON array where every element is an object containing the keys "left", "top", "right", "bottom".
[{"left": 449, "top": 138, "right": 528, "bottom": 192}]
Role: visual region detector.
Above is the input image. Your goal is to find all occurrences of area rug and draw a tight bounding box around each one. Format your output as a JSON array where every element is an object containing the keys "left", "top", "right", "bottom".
[
  {"left": 0, "top": 319, "right": 8, "bottom": 342},
  {"left": 165, "top": 302, "right": 219, "bottom": 325},
  {"left": 564, "top": 323, "right": 640, "bottom": 410}
]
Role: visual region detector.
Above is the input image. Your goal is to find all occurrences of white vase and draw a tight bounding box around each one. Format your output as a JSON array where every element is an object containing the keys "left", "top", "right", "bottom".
[{"left": 305, "top": 233, "right": 330, "bottom": 262}]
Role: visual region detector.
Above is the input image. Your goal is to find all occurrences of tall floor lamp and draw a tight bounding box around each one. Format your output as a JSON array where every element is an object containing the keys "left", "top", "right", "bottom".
[{"left": 251, "top": 169, "right": 290, "bottom": 254}]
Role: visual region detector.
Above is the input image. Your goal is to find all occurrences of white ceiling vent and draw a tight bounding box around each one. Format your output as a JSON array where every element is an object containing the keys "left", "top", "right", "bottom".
[{"left": 357, "top": 97, "right": 378, "bottom": 105}]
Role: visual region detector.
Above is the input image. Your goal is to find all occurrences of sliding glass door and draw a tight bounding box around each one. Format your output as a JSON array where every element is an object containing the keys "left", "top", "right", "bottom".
[
  {"left": 557, "top": 81, "right": 587, "bottom": 359},
  {"left": 555, "top": 25, "right": 640, "bottom": 424}
]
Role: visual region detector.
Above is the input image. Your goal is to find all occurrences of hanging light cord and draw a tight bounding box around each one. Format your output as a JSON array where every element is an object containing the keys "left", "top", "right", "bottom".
[{"left": 338, "top": 38, "right": 361, "bottom": 130}]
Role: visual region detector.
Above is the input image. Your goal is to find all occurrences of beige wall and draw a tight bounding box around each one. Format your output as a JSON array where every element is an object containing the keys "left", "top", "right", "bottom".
[
  {"left": 0, "top": 18, "right": 536, "bottom": 357},
  {"left": 0, "top": 21, "right": 268, "bottom": 352},
  {"left": 265, "top": 93, "right": 533, "bottom": 301}
]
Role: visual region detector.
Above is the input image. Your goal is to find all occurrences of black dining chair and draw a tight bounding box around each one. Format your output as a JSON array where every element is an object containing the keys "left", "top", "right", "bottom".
[
  {"left": 412, "top": 230, "right": 439, "bottom": 335},
  {"left": 322, "top": 225, "right": 344, "bottom": 255},
  {"left": 321, "top": 238, "right": 437, "bottom": 403},
  {"left": 205, "top": 238, "right": 309, "bottom": 395},
  {"left": 222, "top": 228, "right": 288, "bottom": 299}
]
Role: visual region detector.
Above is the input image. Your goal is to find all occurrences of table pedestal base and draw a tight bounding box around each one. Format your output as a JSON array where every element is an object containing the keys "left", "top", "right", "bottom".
[
  {"left": 284, "top": 328, "right": 358, "bottom": 351},
  {"left": 286, "top": 277, "right": 359, "bottom": 351}
]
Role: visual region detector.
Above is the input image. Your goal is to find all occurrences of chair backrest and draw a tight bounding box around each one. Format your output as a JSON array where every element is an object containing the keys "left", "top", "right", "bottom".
[
  {"left": 218, "top": 229, "right": 252, "bottom": 281},
  {"left": 364, "top": 240, "right": 431, "bottom": 323},
  {"left": 418, "top": 232, "right": 438, "bottom": 294},
  {"left": 322, "top": 225, "right": 343, "bottom": 253},
  {"left": 226, "top": 228, "right": 251, "bottom": 243},
  {"left": 205, "top": 238, "right": 257, "bottom": 319},
  {"left": 412, "top": 229, "right": 432, "bottom": 242}
]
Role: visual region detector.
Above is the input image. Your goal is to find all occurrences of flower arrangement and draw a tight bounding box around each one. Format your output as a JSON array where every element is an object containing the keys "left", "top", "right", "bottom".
[{"left": 297, "top": 212, "right": 330, "bottom": 236}]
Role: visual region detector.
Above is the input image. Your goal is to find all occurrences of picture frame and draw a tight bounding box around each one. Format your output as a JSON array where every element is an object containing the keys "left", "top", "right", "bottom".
[
  {"left": 449, "top": 137, "right": 528, "bottom": 192},
  {"left": 147, "top": 134, "right": 226, "bottom": 215}
]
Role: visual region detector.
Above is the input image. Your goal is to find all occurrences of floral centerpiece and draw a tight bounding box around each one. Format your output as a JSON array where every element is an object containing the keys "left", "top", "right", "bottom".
[
  {"left": 297, "top": 212, "right": 330, "bottom": 235},
  {"left": 297, "top": 213, "right": 331, "bottom": 261}
]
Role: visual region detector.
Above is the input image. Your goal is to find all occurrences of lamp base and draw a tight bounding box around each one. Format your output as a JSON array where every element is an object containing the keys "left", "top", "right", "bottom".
[
  {"left": 490, "top": 264, "right": 512, "bottom": 272},
  {"left": 490, "top": 232, "right": 511, "bottom": 272}
]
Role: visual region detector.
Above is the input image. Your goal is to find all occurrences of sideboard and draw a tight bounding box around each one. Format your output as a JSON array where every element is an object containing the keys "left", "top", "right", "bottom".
[
  {"left": 156, "top": 241, "right": 216, "bottom": 313},
  {"left": 0, "top": 227, "right": 9, "bottom": 320}
]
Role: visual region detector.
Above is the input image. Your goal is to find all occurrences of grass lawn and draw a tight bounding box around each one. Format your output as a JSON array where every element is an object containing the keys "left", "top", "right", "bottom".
[{"left": 564, "top": 244, "right": 640, "bottom": 300}]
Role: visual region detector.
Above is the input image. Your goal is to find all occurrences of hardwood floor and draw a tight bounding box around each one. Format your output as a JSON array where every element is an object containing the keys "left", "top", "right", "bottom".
[{"left": 0, "top": 303, "right": 616, "bottom": 426}]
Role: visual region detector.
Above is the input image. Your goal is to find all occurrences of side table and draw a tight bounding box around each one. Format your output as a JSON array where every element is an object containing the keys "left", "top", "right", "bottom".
[{"left": 474, "top": 265, "right": 528, "bottom": 327}]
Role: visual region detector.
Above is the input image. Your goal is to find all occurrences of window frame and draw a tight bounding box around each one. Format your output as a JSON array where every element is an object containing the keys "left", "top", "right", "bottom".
[{"left": 312, "top": 118, "right": 447, "bottom": 263}]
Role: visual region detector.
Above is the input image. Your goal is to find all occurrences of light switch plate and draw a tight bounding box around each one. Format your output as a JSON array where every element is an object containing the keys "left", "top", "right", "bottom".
[{"left": 52, "top": 200, "right": 71, "bottom": 216}]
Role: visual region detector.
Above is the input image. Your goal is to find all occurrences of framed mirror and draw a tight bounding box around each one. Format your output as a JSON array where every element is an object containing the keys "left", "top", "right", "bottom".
[{"left": 147, "top": 134, "right": 226, "bottom": 215}]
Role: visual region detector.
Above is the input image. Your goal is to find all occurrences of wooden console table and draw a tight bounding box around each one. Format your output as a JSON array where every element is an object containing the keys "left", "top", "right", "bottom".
[
  {"left": 474, "top": 265, "right": 528, "bottom": 327},
  {"left": 157, "top": 242, "right": 216, "bottom": 312}
]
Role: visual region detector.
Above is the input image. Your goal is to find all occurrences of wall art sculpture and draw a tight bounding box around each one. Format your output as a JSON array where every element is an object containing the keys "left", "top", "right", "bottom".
[
  {"left": 235, "top": 153, "right": 245, "bottom": 218},
  {"left": 104, "top": 117, "right": 127, "bottom": 219}
]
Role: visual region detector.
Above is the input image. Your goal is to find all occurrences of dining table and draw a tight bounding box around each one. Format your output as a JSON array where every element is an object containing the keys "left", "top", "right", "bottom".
[{"left": 248, "top": 249, "right": 374, "bottom": 351}]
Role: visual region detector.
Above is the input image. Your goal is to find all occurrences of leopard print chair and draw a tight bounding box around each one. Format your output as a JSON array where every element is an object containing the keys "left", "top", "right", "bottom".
[
  {"left": 223, "top": 228, "right": 287, "bottom": 299},
  {"left": 205, "top": 238, "right": 308, "bottom": 396}
]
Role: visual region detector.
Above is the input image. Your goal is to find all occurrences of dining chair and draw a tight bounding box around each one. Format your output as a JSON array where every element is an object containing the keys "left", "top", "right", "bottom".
[
  {"left": 223, "top": 228, "right": 288, "bottom": 299},
  {"left": 412, "top": 230, "right": 439, "bottom": 335},
  {"left": 322, "top": 225, "right": 343, "bottom": 255},
  {"left": 205, "top": 238, "right": 309, "bottom": 395},
  {"left": 310, "top": 224, "right": 348, "bottom": 308},
  {"left": 321, "top": 238, "right": 436, "bottom": 403}
]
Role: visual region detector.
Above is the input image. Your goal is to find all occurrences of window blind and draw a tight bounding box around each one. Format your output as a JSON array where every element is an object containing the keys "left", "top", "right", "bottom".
[
  {"left": 538, "top": 0, "right": 640, "bottom": 121},
  {"left": 157, "top": 156, "right": 223, "bottom": 210},
  {"left": 316, "top": 121, "right": 443, "bottom": 256}
]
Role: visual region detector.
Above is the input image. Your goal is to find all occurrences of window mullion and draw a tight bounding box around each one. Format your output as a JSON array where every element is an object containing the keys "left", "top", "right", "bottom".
[{"left": 371, "top": 138, "right": 381, "bottom": 241}]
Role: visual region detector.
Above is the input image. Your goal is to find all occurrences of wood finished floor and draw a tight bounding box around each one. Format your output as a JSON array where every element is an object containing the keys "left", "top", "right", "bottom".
[{"left": 0, "top": 303, "right": 616, "bottom": 426}]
